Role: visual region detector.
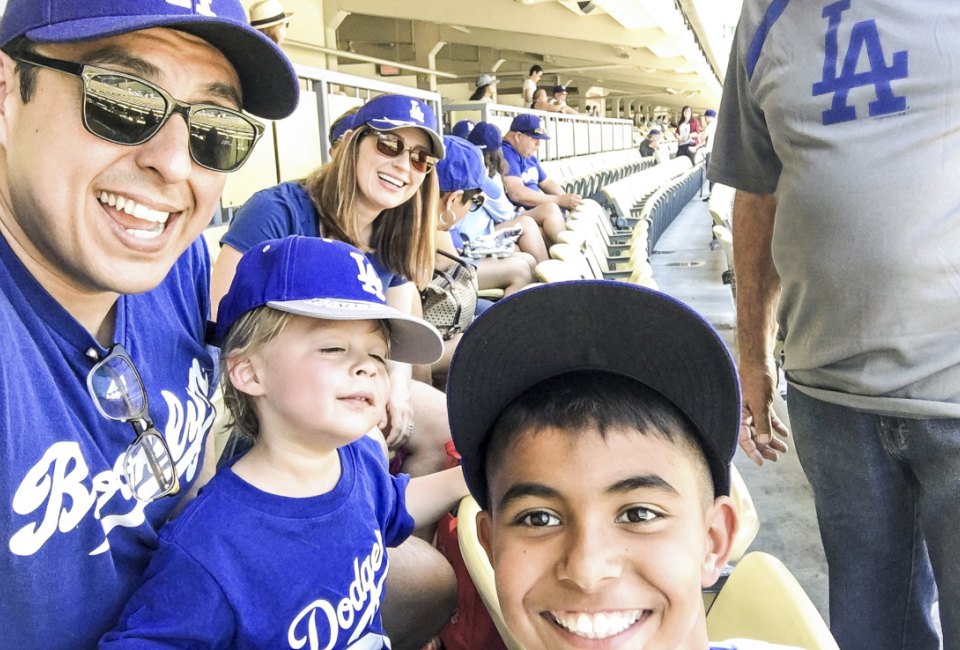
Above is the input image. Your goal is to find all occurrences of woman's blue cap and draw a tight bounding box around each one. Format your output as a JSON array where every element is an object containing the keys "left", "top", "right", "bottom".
[
  {"left": 467, "top": 122, "right": 503, "bottom": 152},
  {"left": 436, "top": 136, "right": 501, "bottom": 199},
  {"left": 216, "top": 236, "right": 443, "bottom": 364},
  {"left": 0, "top": 0, "right": 299, "bottom": 119},
  {"left": 451, "top": 120, "right": 475, "bottom": 140},
  {"left": 354, "top": 94, "right": 445, "bottom": 158}
]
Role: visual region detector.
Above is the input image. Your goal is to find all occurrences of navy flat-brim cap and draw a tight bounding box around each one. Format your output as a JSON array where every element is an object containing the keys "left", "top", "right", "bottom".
[
  {"left": 0, "top": 0, "right": 299, "bottom": 120},
  {"left": 446, "top": 280, "right": 741, "bottom": 509}
]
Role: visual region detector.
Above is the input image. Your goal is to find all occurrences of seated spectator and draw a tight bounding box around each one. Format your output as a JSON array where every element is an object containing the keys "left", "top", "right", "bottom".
[
  {"left": 451, "top": 119, "right": 475, "bottom": 140},
  {"left": 550, "top": 84, "right": 579, "bottom": 114},
  {"left": 437, "top": 137, "right": 536, "bottom": 297},
  {"left": 248, "top": 0, "right": 293, "bottom": 47},
  {"left": 470, "top": 74, "right": 498, "bottom": 102},
  {"left": 447, "top": 281, "right": 798, "bottom": 650},
  {"left": 522, "top": 65, "right": 544, "bottom": 106},
  {"left": 461, "top": 122, "right": 563, "bottom": 262},
  {"left": 639, "top": 127, "right": 663, "bottom": 158},
  {"left": 501, "top": 114, "right": 582, "bottom": 213},
  {"left": 104, "top": 236, "right": 468, "bottom": 648},
  {"left": 530, "top": 87, "right": 565, "bottom": 113}
]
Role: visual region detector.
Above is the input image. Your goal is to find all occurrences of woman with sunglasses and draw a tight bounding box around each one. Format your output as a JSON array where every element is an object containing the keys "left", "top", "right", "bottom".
[{"left": 212, "top": 94, "right": 452, "bottom": 477}]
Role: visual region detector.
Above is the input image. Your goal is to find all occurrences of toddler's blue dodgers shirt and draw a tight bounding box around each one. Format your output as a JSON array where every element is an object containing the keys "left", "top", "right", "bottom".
[{"left": 103, "top": 435, "right": 415, "bottom": 648}]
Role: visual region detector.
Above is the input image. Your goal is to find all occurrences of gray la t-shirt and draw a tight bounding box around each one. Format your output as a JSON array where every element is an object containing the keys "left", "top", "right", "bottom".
[{"left": 710, "top": 0, "right": 960, "bottom": 417}]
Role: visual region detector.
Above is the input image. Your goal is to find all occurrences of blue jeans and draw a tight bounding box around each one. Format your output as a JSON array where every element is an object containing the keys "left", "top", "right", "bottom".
[{"left": 788, "top": 387, "right": 960, "bottom": 650}]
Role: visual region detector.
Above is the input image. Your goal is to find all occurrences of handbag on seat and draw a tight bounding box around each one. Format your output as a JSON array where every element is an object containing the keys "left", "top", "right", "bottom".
[{"left": 421, "top": 250, "right": 479, "bottom": 340}]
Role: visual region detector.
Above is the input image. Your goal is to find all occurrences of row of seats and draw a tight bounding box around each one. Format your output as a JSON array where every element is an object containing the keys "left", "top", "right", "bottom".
[
  {"left": 709, "top": 183, "right": 737, "bottom": 296},
  {"left": 541, "top": 149, "right": 656, "bottom": 199}
]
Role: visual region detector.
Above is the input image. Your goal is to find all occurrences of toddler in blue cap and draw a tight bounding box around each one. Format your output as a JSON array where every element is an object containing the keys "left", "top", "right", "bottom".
[{"left": 104, "top": 236, "right": 468, "bottom": 648}]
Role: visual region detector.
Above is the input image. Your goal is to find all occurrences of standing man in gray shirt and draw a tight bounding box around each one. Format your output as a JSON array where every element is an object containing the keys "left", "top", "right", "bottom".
[{"left": 710, "top": 2, "right": 960, "bottom": 649}]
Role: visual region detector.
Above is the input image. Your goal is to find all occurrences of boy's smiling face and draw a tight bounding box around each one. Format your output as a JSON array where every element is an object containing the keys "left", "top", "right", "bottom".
[{"left": 477, "top": 425, "right": 736, "bottom": 650}]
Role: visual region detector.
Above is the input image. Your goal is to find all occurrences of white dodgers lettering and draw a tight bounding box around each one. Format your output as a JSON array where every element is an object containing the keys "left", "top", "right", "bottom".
[
  {"left": 8, "top": 359, "right": 213, "bottom": 556},
  {"left": 287, "top": 531, "right": 387, "bottom": 650},
  {"left": 349, "top": 252, "right": 386, "bottom": 301}
]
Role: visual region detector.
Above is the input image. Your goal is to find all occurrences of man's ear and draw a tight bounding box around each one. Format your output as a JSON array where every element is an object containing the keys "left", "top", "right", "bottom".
[
  {"left": 227, "top": 353, "right": 266, "bottom": 397},
  {"left": 477, "top": 509, "right": 495, "bottom": 565},
  {"left": 0, "top": 51, "right": 20, "bottom": 150},
  {"left": 701, "top": 496, "right": 738, "bottom": 588}
]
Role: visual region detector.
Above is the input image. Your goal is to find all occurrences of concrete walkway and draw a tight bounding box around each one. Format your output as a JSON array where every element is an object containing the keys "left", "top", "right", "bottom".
[{"left": 649, "top": 193, "right": 830, "bottom": 621}]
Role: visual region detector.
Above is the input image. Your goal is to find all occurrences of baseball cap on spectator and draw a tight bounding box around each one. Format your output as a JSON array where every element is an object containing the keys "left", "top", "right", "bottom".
[
  {"left": 509, "top": 114, "right": 550, "bottom": 140},
  {"left": 436, "top": 136, "right": 502, "bottom": 200},
  {"left": 705, "top": 109, "right": 718, "bottom": 117},
  {"left": 0, "top": 0, "right": 299, "bottom": 120},
  {"left": 451, "top": 120, "right": 475, "bottom": 139},
  {"left": 648, "top": 128, "right": 661, "bottom": 136},
  {"left": 354, "top": 94, "right": 445, "bottom": 158},
  {"left": 476, "top": 74, "right": 498, "bottom": 87},
  {"left": 329, "top": 111, "right": 356, "bottom": 144},
  {"left": 467, "top": 122, "right": 502, "bottom": 152},
  {"left": 552, "top": 84, "right": 568, "bottom": 94},
  {"left": 447, "top": 281, "right": 742, "bottom": 508},
  {"left": 216, "top": 236, "right": 443, "bottom": 364}
]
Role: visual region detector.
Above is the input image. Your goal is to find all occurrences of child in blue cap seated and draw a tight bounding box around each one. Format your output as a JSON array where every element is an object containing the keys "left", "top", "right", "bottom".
[
  {"left": 448, "top": 281, "right": 802, "bottom": 649},
  {"left": 104, "top": 236, "right": 468, "bottom": 648}
]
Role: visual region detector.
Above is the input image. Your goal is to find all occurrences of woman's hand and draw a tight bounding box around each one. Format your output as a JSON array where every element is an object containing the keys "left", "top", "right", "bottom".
[{"left": 381, "top": 378, "right": 415, "bottom": 451}]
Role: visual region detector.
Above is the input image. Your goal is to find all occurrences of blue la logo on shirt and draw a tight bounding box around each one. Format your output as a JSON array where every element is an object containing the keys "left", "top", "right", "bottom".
[{"left": 812, "top": 0, "right": 908, "bottom": 125}]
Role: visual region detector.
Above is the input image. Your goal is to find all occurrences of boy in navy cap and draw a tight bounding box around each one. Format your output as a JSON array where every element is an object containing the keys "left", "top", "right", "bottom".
[
  {"left": 502, "top": 114, "right": 582, "bottom": 214},
  {"left": 448, "top": 281, "right": 798, "bottom": 649},
  {"left": 104, "top": 236, "right": 468, "bottom": 648},
  {"left": 0, "top": 0, "right": 298, "bottom": 645}
]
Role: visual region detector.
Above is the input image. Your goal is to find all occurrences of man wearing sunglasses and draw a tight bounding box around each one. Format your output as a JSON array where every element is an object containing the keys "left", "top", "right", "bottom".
[{"left": 0, "top": 0, "right": 298, "bottom": 646}]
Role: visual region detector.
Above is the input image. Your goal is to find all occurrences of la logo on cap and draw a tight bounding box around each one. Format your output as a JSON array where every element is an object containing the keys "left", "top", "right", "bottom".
[
  {"left": 409, "top": 100, "right": 425, "bottom": 124},
  {"left": 166, "top": 0, "right": 217, "bottom": 16},
  {"left": 349, "top": 251, "right": 386, "bottom": 301}
]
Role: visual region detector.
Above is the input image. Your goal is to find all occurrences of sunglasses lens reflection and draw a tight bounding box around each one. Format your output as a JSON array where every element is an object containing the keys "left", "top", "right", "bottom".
[
  {"left": 84, "top": 73, "right": 258, "bottom": 171},
  {"left": 374, "top": 132, "right": 436, "bottom": 172}
]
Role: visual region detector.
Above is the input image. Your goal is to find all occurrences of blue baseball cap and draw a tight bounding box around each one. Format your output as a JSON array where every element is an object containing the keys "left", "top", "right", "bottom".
[
  {"left": 467, "top": 122, "right": 502, "bottom": 152},
  {"left": 354, "top": 94, "right": 445, "bottom": 158},
  {"left": 648, "top": 128, "right": 661, "bottom": 136},
  {"left": 216, "top": 236, "right": 443, "bottom": 364},
  {"left": 0, "top": 0, "right": 299, "bottom": 120},
  {"left": 705, "top": 109, "right": 718, "bottom": 117},
  {"left": 436, "top": 136, "right": 501, "bottom": 199},
  {"left": 509, "top": 113, "right": 550, "bottom": 140},
  {"left": 451, "top": 120, "right": 475, "bottom": 140},
  {"left": 447, "top": 281, "right": 741, "bottom": 508},
  {"left": 329, "top": 111, "right": 356, "bottom": 144},
  {"left": 551, "top": 84, "right": 568, "bottom": 94}
]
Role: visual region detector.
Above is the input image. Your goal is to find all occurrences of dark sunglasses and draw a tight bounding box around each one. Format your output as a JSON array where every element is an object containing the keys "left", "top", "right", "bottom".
[
  {"left": 86, "top": 344, "right": 180, "bottom": 503},
  {"left": 468, "top": 193, "right": 486, "bottom": 212},
  {"left": 370, "top": 130, "right": 439, "bottom": 173},
  {"left": 16, "top": 51, "right": 264, "bottom": 172}
]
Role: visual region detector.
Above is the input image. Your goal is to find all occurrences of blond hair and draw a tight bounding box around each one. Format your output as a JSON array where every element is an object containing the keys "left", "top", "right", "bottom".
[
  {"left": 220, "top": 306, "right": 293, "bottom": 441},
  {"left": 302, "top": 125, "right": 438, "bottom": 289}
]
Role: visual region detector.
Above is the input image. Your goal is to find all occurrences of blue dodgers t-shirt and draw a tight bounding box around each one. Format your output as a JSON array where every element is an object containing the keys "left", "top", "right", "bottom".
[
  {"left": 222, "top": 181, "right": 407, "bottom": 291},
  {"left": 0, "top": 235, "right": 217, "bottom": 648},
  {"left": 501, "top": 140, "right": 547, "bottom": 197},
  {"left": 103, "top": 435, "right": 415, "bottom": 648}
]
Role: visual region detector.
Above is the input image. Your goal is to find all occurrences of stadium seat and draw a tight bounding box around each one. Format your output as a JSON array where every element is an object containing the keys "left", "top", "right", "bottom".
[
  {"left": 456, "top": 495, "right": 525, "bottom": 650},
  {"left": 706, "top": 552, "right": 839, "bottom": 650}
]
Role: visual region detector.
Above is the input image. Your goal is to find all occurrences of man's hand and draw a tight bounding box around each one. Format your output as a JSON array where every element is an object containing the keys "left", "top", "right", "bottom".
[
  {"left": 738, "top": 359, "right": 790, "bottom": 465},
  {"left": 556, "top": 193, "right": 582, "bottom": 210}
]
